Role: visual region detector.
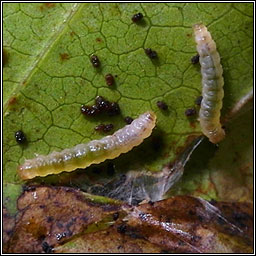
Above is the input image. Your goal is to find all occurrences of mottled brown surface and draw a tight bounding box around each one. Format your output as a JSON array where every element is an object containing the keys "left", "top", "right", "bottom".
[
  {"left": 55, "top": 226, "right": 162, "bottom": 253},
  {"left": 3, "top": 207, "right": 16, "bottom": 252},
  {"left": 7, "top": 186, "right": 121, "bottom": 253},
  {"left": 124, "top": 196, "right": 253, "bottom": 253},
  {"left": 212, "top": 201, "right": 253, "bottom": 243},
  {"left": 5, "top": 187, "right": 253, "bottom": 253}
]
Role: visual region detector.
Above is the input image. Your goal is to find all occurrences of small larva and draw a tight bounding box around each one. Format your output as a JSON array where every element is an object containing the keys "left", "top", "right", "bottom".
[
  {"left": 18, "top": 111, "right": 156, "bottom": 180},
  {"left": 193, "top": 23, "right": 225, "bottom": 144}
]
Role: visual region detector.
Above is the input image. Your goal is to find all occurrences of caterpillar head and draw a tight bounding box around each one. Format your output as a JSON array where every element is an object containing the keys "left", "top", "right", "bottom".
[{"left": 208, "top": 126, "right": 226, "bottom": 144}]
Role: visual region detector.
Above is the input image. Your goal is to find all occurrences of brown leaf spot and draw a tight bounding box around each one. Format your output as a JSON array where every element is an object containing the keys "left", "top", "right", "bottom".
[
  {"left": 8, "top": 186, "right": 122, "bottom": 253},
  {"left": 124, "top": 196, "right": 253, "bottom": 253},
  {"left": 3, "top": 207, "right": 16, "bottom": 252},
  {"left": 96, "top": 37, "right": 103, "bottom": 43},
  {"left": 40, "top": 3, "right": 56, "bottom": 11},
  {"left": 189, "top": 121, "right": 196, "bottom": 129},
  {"left": 70, "top": 31, "right": 76, "bottom": 37},
  {"left": 8, "top": 97, "right": 17, "bottom": 106},
  {"left": 60, "top": 53, "right": 70, "bottom": 61},
  {"left": 44, "top": 3, "right": 55, "bottom": 8}
]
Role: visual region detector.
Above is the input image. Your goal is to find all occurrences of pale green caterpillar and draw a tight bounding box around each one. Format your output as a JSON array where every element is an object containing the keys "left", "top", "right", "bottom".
[
  {"left": 193, "top": 23, "right": 225, "bottom": 144},
  {"left": 18, "top": 111, "right": 156, "bottom": 180}
]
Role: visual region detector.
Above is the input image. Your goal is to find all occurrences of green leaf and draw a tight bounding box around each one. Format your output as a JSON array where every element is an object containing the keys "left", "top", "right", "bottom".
[{"left": 3, "top": 3, "right": 253, "bottom": 215}]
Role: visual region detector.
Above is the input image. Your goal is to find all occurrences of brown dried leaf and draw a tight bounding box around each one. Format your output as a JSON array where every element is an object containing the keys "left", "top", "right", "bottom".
[
  {"left": 55, "top": 226, "right": 162, "bottom": 253},
  {"left": 5, "top": 187, "right": 253, "bottom": 253},
  {"left": 6, "top": 186, "right": 121, "bottom": 253},
  {"left": 3, "top": 207, "right": 16, "bottom": 252},
  {"left": 124, "top": 196, "right": 253, "bottom": 253}
]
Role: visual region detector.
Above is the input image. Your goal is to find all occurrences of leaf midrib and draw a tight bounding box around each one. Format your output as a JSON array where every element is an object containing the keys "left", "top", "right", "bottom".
[{"left": 3, "top": 3, "right": 82, "bottom": 113}]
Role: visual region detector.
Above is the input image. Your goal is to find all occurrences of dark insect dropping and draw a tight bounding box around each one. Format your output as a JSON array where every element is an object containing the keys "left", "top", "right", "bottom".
[
  {"left": 15, "top": 130, "right": 27, "bottom": 144},
  {"left": 80, "top": 105, "right": 91, "bottom": 116},
  {"left": 90, "top": 55, "right": 100, "bottom": 67},
  {"left": 145, "top": 48, "right": 158, "bottom": 59},
  {"left": 94, "top": 124, "right": 114, "bottom": 133},
  {"left": 124, "top": 116, "right": 133, "bottom": 124},
  {"left": 132, "top": 13, "right": 143, "bottom": 23},
  {"left": 81, "top": 96, "right": 121, "bottom": 117},
  {"left": 94, "top": 124, "right": 106, "bottom": 132},
  {"left": 191, "top": 54, "right": 200, "bottom": 64},
  {"left": 90, "top": 105, "right": 100, "bottom": 115},
  {"left": 117, "top": 224, "right": 127, "bottom": 234},
  {"left": 107, "top": 102, "right": 120, "bottom": 116},
  {"left": 104, "top": 124, "right": 114, "bottom": 132},
  {"left": 95, "top": 96, "right": 110, "bottom": 111},
  {"left": 81, "top": 105, "right": 99, "bottom": 116},
  {"left": 22, "top": 185, "right": 36, "bottom": 192},
  {"left": 105, "top": 74, "right": 115, "bottom": 86},
  {"left": 113, "top": 212, "right": 119, "bottom": 221},
  {"left": 157, "top": 101, "right": 168, "bottom": 110},
  {"left": 195, "top": 96, "right": 203, "bottom": 106},
  {"left": 185, "top": 108, "right": 196, "bottom": 116},
  {"left": 42, "top": 241, "right": 53, "bottom": 253}
]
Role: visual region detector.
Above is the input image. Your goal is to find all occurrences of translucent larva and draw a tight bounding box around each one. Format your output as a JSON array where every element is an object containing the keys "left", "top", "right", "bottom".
[
  {"left": 193, "top": 23, "right": 225, "bottom": 144},
  {"left": 18, "top": 111, "right": 157, "bottom": 180}
]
